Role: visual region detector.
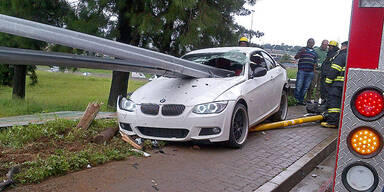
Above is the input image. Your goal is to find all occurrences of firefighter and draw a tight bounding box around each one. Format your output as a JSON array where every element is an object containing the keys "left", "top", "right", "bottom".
[
  {"left": 319, "top": 40, "right": 339, "bottom": 104},
  {"left": 239, "top": 37, "right": 249, "bottom": 47},
  {"left": 321, "top": 41, "right": 348, "bottom": 128}
]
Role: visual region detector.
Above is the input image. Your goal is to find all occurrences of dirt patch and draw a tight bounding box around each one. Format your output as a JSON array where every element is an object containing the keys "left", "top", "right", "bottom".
[
  {"left": 1, "top": 141, "right": 86, "bottom": 166},
  {"left": 0, "top": 131, "right": 88, "bottom": 165}
]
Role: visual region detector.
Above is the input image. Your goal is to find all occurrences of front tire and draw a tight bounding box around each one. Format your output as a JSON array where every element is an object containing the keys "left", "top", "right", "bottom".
[
  {"left": 271, "top": 90, "right": 288, "bottom": 121},
  {"left": 227, "top": 103, "right": 249, "bottom": 148}
]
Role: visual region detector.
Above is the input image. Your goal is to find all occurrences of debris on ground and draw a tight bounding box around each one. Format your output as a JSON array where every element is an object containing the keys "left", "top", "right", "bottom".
[
  {"left": 120, "top": 131, "right": 166, "bottom": 151},
  {"left": 120, "top": 132, "right": 143, "bottom": 150},
  {"left": 77, "top": 102, "right": 103, "bottom": 129},
  {"left": 131, "top": 149, "right": 151, "bottom": 157},
  {"left": 192, "top": 145, "right": 200, "bottom": 150},
  {"left": 87, "top": 164, "right": 92, "bottom": 169},
  {"left": 131, "top": 163, "right": 139, "bottom": 169},
  {"left": 151, "top": 140, "right": 159, "bottom": 148},
  {"left": 152, "top": 185, "right": 159, "bottom": 191},
  {"left": 92, "top": 126, "right": 119, "bottom": 144},
  {"left": 311, "top": 174, "right": 317, "bottom": 178},
  {"left": 261, "top": 131, "right": 266, "bottom": 135},
  {"left": 0, "top": 166, "right": 19, "bottom": 191},
  {"left": 151, "top": 179, "right": 159, "bottom": 191},
  {"left": 135, "top": 138, "right": 143, "bottom": 145}
]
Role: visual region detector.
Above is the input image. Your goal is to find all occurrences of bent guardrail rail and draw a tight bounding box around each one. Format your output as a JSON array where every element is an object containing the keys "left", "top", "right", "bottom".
[
  {"left": 0, "top": 46, "right": 184, "bottom": 77},
  {"left": 0, "top": 14, "right": 234, "bottom": 78}
]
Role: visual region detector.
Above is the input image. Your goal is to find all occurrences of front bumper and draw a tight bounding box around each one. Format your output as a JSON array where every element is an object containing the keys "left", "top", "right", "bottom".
[{"left": 117, "top": 100, "right": 236, "bottom": 142}]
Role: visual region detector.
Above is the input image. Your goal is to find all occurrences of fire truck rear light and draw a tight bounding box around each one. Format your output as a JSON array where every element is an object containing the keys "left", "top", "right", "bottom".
[
  {"left": 342, "top": 162, "right": 379, "bottom": 192},
  {"left": 351, "top": 87, "right": 384, "bottom": 121},
  {"left": 347, "top": 127, "right": 382, "bottom": 158}
]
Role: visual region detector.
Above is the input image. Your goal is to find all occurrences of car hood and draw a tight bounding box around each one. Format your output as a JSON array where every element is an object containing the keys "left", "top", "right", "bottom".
[{"left": 131, "top": 76, "right": 245, "bottom": 106}]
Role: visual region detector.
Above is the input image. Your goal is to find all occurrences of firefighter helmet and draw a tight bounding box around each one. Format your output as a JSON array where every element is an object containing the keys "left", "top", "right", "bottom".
[
  {"left": 239, "top": 36, "right": 249, "bottom": 43},
  {"left": 329, "top": 40, "right": 339, "bottom": 47}
]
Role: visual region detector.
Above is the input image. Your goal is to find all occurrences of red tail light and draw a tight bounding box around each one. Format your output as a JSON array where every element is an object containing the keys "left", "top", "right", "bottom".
[{"left": 352, "top": 88, "right": 384, "bottom": 121}]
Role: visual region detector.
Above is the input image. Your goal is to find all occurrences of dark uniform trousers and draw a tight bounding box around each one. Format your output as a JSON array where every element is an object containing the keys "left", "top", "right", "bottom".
[{"left": 325, "top": 86, "right": 342, "bottom": 125}]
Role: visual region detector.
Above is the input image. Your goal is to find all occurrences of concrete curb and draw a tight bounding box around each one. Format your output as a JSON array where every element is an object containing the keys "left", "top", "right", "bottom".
[
  {"left": 255, "top": 132, "right": 338, "bottom": 192},
  {"left": 0, "top": 111, "right": 116, "bottom": 128}
]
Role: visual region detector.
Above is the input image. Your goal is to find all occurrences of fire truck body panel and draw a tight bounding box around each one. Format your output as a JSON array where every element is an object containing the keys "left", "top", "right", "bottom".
[{"left": 334, "top": 0, "right": 384, "bottom": 191}]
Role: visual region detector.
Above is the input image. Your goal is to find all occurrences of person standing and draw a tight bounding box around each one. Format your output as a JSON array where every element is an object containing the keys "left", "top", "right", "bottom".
[
  {"left": 294, "top": 38, "right": 318, "bottom": 105},
  {"left": 321, "top": 41, "right": 348, "bottom": 128},
  {"left": 239, "top": 37, "right": 249, "bottom": 47},
  {"left": 306, "top": 39, "right": 328, "bottom": 103},
  {"left": 319, "top": 41, "right": 339, "bottom": 104}
]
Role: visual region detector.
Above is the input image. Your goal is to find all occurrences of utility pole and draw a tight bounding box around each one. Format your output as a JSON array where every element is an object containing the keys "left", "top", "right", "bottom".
[{"left": 250, "top": 10, "right": 254, "bottom": 44}]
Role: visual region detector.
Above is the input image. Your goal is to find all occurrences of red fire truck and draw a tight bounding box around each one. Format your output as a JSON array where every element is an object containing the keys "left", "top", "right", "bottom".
[{"left": 333, "top": 0, "right": 384, "bottom": 191}]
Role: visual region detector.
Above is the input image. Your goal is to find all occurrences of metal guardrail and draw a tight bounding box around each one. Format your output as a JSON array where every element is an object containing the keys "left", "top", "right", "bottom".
[
  {"left": 0, "top": 46, "right": 183, "bottom": 77},
  {"left": 287, "top": 78, "right": 296, "bottom": 96},
  {"left": 289, "top": 78, "right": 296, "bottom": 87},
  {"left": 0, "top": 14, "right": 234, "bottom": 78}
]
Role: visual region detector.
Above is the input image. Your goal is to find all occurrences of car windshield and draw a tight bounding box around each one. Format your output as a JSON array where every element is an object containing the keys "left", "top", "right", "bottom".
[
  {"left": 182, "top": 51, "right": 247, "bottom": 76},
  {"left": 182, "top": 51, "right": 247, "bottom": 65}
]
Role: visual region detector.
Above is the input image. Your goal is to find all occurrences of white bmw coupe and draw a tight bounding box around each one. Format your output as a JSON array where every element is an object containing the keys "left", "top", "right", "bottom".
[{"left": 117, "top": 47, "right": 289, "bottom": 148}]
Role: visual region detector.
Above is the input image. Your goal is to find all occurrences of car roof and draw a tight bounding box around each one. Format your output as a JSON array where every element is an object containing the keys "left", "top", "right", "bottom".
[{"left": 184, "top": 47, "right": 265, "bottom": 56}]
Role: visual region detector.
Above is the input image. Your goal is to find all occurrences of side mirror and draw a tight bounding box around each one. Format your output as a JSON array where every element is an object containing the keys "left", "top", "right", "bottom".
[{"left": 253, "top": 67, "right": 267, "bottom": 78}]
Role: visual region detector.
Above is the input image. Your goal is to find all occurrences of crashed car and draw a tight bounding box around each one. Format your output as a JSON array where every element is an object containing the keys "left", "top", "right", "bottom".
[{"left": 117, "top": 47, "right": 288, "bottom": 148}]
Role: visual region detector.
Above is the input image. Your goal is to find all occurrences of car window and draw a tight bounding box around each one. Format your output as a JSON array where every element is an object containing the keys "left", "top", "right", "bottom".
[
  {"left": 261, "top": 52, "right": 276, "bottom": 69},
  {"left": 250, "top": 52, "right": 267, "bottom": 68},
  {"left": 249, "top": 51, "right": 268, "bottom": 77}
]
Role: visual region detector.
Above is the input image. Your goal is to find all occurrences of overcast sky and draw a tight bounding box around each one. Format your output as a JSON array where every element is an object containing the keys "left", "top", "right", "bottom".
[{"left": 235, "top": 0, "right": 353, "bottom": 47}]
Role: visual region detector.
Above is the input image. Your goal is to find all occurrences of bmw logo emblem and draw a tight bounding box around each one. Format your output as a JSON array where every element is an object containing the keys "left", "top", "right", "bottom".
[{"left": 160, "top": 98, "right": 166, "bottom": 103}]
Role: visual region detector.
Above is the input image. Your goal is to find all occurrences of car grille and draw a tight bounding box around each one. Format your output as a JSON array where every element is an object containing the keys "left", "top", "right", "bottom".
[
  {"left": 140, "top": 104, "right": 159, "bottom": 115},
  {"left": 161, "top": 104, "right": 185, "bottom": 116},
  {"left": 137, "top": 127, "right": 189, "bottom": 138}
]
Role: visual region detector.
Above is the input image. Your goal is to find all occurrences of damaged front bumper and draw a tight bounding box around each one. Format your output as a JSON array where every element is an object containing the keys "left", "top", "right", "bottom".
[{"left": 117, "top": 100, "right": 235, "bottom": 143}]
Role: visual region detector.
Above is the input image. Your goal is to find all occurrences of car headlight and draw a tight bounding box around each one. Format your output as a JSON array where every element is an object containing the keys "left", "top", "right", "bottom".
[
  {"left": 192, "top": 101, "right": 228, "bottom": 114},
  {"left": 119, "top": 97, "right": 136, "bottom": 112}
]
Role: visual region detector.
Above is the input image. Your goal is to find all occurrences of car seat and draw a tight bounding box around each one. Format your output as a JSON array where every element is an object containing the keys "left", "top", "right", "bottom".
[{"left": 215, "top": 58, "right": 243, "bottom": 76}]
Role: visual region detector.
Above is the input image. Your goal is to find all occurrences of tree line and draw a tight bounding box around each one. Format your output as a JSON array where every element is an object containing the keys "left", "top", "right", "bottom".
[
  {"left": 0, "top": 0, "right": 263, "bottom": 107},
  {"left": 262, "top": 43, "right": 302, "bottom": 53}
]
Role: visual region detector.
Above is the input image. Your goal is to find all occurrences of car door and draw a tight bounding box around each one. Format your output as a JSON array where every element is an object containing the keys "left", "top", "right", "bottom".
[
  {"left": 242, "top": 51, "right": 275, "bottom": 126},
  {"left": 261, "top": 51, "right": 285, "bottom": 111}
]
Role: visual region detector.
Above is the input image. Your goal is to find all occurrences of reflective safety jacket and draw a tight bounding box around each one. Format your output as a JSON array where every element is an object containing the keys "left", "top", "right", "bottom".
[
  {"left": 320, "top": 48, "right": 339, "bottom": 78},
  {"left": 325, "top": 49, "right": 347, "bottom": 87}
]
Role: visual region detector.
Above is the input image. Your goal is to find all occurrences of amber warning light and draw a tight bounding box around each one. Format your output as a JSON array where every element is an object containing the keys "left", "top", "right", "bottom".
[
  {"left": 352, "top": 88, "right": 384, "bottom": 121},
  {"left": 348, "top": 127, "right": 382, "bottom": 158}
]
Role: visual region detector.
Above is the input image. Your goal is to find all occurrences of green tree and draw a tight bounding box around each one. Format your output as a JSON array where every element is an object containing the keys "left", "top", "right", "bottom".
[
  {"left": 279, "top": 54, "right": 292, "bottom": 63},
  {"left": 117, "top": 0, "right": 263, "bottom": 56},
  {"left": 50, "top": 0, "right": 114, "bottom": 73},
  {"left": 1, "top": 0, "right": 263, "bottom": 105},
  {"left": 106, "top": 0, "right": 264, "bottom": 107},
  {"left": 0, "top": 0, "right": 71, "bottom": 98}
]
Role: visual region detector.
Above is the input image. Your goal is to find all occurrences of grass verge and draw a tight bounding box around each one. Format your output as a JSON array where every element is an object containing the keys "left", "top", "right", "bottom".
[
  {"left": 286, "top": 67, "right": 297, "bottom": 79},
  {"left": 0, "top": 70, "right": 147, "bottom": 117},
  {"left": 288, "top": 96, "right": 297, "bottom": 106},
  {"left": 0, "top": 118, "right": 139, "bottom": 184}
]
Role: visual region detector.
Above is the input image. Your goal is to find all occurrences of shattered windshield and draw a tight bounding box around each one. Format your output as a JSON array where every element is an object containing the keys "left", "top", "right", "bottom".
[
  {"left": 182, "top": 51, "right": 247, "bottom": 66},
  {"left": 182, "top": 51, "right": 247, "bottom": 76}
]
